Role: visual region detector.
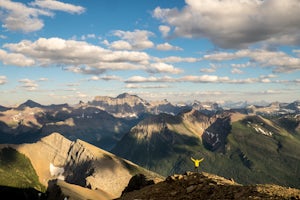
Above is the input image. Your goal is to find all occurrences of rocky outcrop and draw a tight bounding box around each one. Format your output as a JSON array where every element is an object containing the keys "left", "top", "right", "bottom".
[
  {"left": 201, "top": 113, "right": 231, "bottom": 152},
  {"left": 120, "top": 173, "right": 155, "bottom": 195},
  {"left": 118, "top": 171, "right": 300, "bottom": 200}
]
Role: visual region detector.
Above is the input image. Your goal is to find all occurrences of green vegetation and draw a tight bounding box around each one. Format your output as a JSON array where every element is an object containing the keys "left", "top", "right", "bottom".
[
  {"left": 0, "top": 147, "right": 45, "bottom": 192},
  {"left": 223, "top": 118, "right": 300, "bottom": 188}
]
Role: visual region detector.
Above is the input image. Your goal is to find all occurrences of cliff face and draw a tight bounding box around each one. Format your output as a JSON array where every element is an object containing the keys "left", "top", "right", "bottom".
[
  {"left": 13, "top": 132, "right": 163, "bottom": 199},
  {"left": 90, "top": 93, "right": 149, "bottom": 118}
]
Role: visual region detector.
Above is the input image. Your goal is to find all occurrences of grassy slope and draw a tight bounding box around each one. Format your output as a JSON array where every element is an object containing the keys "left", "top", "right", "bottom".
[
  {"left": 223, "top": 118, "right": 300, "bottom": 187},
  {"left": 0, "top": 147, "right": 45, "bottom": 192}
]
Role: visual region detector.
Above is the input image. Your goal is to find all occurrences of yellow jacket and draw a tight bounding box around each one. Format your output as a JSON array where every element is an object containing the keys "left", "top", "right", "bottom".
[{"left": 191, "top": 157, "right": 204, "bottom": 167}]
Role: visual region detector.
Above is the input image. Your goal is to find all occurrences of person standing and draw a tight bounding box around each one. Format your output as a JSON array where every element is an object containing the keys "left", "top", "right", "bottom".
[{"left": 191, "top": 157, "right": 204, "bottom": 172}]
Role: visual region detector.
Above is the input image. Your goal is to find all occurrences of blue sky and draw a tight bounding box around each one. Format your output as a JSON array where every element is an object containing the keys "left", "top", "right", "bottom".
[{"left": 0, "top": 0, "right": 300, "bottom": 106}]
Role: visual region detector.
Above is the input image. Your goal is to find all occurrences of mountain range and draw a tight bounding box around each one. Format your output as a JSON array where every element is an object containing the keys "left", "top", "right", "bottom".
[
  {"left": 112, "top": 109, "right": 300, "bottom": 188},
  {"left": 0, "top": 93, "right": 300, "bottom": 199}
]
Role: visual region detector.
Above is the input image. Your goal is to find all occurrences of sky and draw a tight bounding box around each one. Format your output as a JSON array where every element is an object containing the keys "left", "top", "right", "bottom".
[{"left": 0, "top": 0, "right": 300, "bottom": 106}]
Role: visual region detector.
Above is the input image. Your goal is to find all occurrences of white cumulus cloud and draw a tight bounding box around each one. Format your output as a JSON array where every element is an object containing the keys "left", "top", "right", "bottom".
[
  {"left": 0, "top": 76, "right": 7, "bottom": 85},
  {"left": 147, "top": 62, "right": 183, "bottom": 74},
  {"left": 159, "top": 25, "right": 171, "bottom": 37},
  {"left": 110, "top": 29, "right": 154, "bottom": 50},
  {"left": 0, "top": 49, "right": 35, "bottom": 66},
  {"left": 204, "top": 49, "right": 300, "bottom": 73},
  {"left": 153, "top": 56, "right": 200, "bottom": 63},
  {"left": 153, "top": 0, "right": 300, "bottom": 48},
  {"left": 2, "top": 37, "right": 149, "bottom": 73},
  {"left": 156, "top": 42, "right": 183, "bottom": 51},
  {"left": 18, "top": 78, "right": 38, "bottom": 91},
  {"left": 125, "top": 74, "right": 283, "bottom": 84},
  {"left": 30, "top": 0, "right": 85, "bottom": 14},
  {"left": 0, "top": 0, "right": 85, "bottom": 32}
]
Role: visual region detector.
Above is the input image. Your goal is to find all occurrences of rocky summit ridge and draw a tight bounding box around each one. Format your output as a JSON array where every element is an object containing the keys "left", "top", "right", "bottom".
[
  {"left": 5, "top": 132, "right": 163, "bottom": 199},
  {"left": 118, "top": 171, "right": 300, "bottom": 200}
]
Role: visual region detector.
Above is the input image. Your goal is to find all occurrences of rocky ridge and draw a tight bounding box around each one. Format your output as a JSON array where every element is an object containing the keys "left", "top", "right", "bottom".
[
  {"left": 118, "top": 171, "right": 300, "bottom": 200},
  {"left": 6, "top": 132, "right": 163, "bottom": 199}
]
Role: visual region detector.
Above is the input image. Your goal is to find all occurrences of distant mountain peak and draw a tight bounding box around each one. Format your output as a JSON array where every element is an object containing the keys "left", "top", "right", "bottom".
[
  {"left": 116, "top": 93, "right": 134, "bottom": 99},
  {"left": 17, "top": 99, "right": 43, "bottom": 109}
]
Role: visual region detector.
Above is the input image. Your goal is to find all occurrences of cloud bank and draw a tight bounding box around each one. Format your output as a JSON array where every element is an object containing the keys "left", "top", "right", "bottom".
[{"left": 1, "top": 37, "right": 187, "bottom": 75}]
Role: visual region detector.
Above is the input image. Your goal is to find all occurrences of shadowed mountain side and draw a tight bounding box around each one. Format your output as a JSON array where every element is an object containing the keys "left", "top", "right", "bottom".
[
  {"left": 47, "top": 179, "right": 114, "bottom": 200},
  {"left": 112, "top": 110, "right": 231, "bottom": 175},
  {"left": 0, "top": 185, "right": 46, "bottom": 200},
  {"left": 7, "top": 132, "right": 163, "bottom": 199},
  {"left": 0, "top": 105, "right": 11, "bottom": 112},
  {"left": 117, "top": 171, "right": 300, "bottom": 200},
  {"left": 37, "top": 106, "right": 140, "bottom": 150},
  {"left": 39, "top": 109, "right": 136, "bottom": 150},
  {"left": 202, "top": 116, "right": 231, "bottom": 153},
  {"left": 0, "top": 105, "right": 139, "bottom": 151},
  {"left": 0, "top": 121, "right": 42, "bottom": 144},
  {"left": 112, "top": 126, "right": 201, "bottom": 175}
]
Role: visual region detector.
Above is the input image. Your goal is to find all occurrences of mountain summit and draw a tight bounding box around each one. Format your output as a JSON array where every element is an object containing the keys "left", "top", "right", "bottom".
[
  {"left": 118, "top": 171, "right": 300, "bottom": 200},
  {"left": 17, "top": 100, "right": 43, "bottom": 110}
]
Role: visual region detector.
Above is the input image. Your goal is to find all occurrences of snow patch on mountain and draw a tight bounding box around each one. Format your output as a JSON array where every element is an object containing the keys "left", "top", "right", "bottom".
[{"left": 50, "top": 163, "right": 65, "bottom": 180}]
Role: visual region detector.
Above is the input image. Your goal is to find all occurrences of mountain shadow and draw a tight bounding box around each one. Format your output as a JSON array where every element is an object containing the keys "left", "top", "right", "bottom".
[
  {"left": 112, "top": 112, "right": 204, "bottom": 176},
  {"left": 0, "top": 185, "right": 47, "bottom": 200},
  {"left": 202, "top": 116, "right": 231, "bottom": 153}
]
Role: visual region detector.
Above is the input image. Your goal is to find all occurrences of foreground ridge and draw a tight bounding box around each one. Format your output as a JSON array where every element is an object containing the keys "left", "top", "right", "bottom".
[{"left": 117, "top": 171, "right": 300, "bottom": 200}]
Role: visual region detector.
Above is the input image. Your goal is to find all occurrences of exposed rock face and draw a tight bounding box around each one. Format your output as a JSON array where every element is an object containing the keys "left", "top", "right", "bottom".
[
  {"left": 118, "top": 171, "right": 300, "bottom": 200},
  {"left": 13, "top": 132, "right": 163, "bottom": 199},
  {"left": 121, "top": 173, "right": 155, "bottom": 195},
  {"left": 90, "top": 93, "right": 150, "bottom": 118},
  {"left": 201, "top": 113, "right": 231, "bottom": 152}
]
